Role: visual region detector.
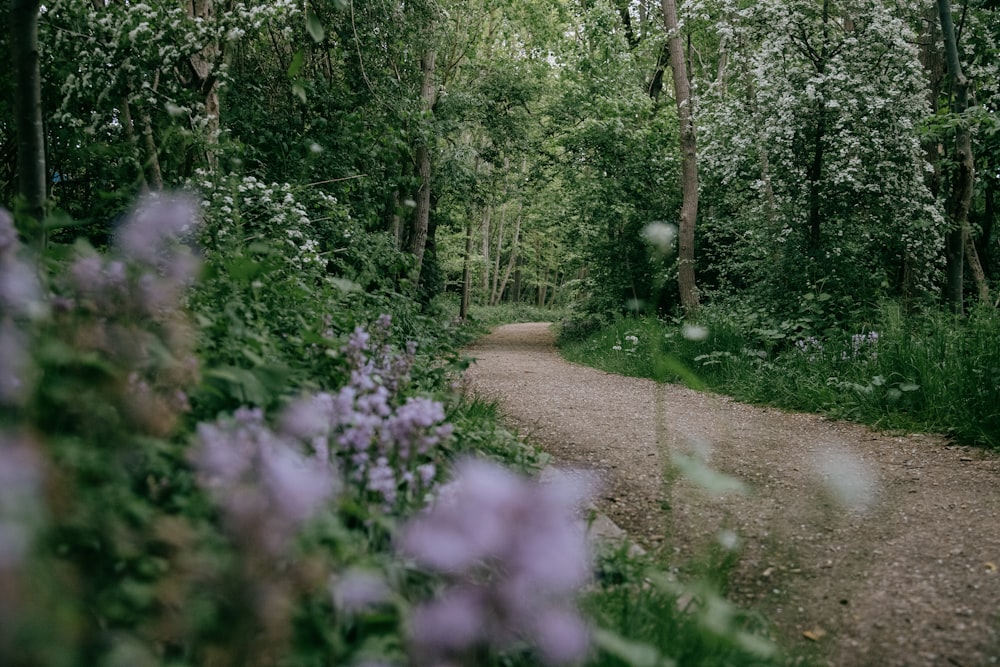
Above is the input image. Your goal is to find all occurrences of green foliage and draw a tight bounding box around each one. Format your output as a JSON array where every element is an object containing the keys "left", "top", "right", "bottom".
[
  {"left": 585, "top": 548, "right": 780, "bottom": 667},
  {"left": 560, "top": 303, "right": 1000, "bottom": 447}
]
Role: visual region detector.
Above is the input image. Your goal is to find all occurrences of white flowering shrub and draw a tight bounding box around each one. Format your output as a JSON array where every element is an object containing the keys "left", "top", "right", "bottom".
[
  {"left": 42, "top": 0, "right": 302, "bottom": 182},
  {"left": 192, "top": 172, "right": 330, "bottom": 271},
  {"left": 697, "top": 0, "right": 945, "bottom": 322}
]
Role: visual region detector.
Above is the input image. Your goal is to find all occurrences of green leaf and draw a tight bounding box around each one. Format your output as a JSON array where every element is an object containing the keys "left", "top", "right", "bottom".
[
  {"left": 306, "top": 13, "right": 325, "bottom": 43},
  {"left": 292, "top": 82, "right": 307, "bottom": 103},
  {"left": 287, "top": 48, "right": 305, "bottom": 78},
  {"left": 593, "top": 628, "right": 674, "bottom": 667},
  {"left": 671, "top": 453, "right": 747, "bottom": 495}
]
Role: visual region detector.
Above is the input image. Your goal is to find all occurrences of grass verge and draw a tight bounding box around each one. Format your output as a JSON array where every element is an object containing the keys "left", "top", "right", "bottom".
[{"left": 559, "top": 303, "right": 1000, "bottom": 448}]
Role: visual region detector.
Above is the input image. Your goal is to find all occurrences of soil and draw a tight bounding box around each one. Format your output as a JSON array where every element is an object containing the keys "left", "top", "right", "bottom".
[{"left": 461, "top": 322, "right": 1000, "bottom": 667}]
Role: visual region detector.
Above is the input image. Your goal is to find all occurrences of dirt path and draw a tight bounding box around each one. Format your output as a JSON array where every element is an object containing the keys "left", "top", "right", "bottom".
[{"left": 462, "top": 323, "right": 1000, "bottom": 667}]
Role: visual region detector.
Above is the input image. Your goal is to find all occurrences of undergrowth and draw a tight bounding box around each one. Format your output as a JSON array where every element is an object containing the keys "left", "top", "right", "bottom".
[{"left": 559, "top": 302, "right": 1000, "bottom": 448}]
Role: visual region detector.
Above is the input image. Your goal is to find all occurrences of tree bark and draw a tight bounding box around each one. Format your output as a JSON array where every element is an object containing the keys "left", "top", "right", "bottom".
[
  {"left": 460, "top": 217, "right": 474, "bottom": 319},
  {"left": 186, "top": 0, "right": 221, "bottom": 172},
  {"left": 480, "top": 206, "right": 492, "bottom": 298},
  {"left": 120, "top": 93, "right": 149, "bottom": 192},
  {"left": 489, "top": 202, "right": 506, "bottom": 305},
  {"left": 660, "top": 0, "right": 700, "bottom": 314},
  {"left": 937, "top": 0, "right": 976, "bottom": 311},
  {"left": 140, "top": 71, "right": 164, "bottom": 190},
  {"left": 493, "top": 211, "right": 521, "bottom": 306},
  {"left": 409, "top": 49, "right": 437, "bottom": 283},
  {"left": 11, "top": 0, "right": 47, "bottom": 230}
]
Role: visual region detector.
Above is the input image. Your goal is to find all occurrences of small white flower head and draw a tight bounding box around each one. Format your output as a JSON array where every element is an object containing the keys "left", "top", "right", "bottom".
[
  {"left": 681, "top": 323, "right": 708, "bottom": 341},
  {"left": 642, "top": 221, "right": 677, "bottom": 254},
  {"left": 309, "top": 142, "right": 323, "bottom": 154}
]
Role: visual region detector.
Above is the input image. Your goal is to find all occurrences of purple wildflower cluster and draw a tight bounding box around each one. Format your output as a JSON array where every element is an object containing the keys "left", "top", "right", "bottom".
[
  {"left": 844, "top": 331, "right": 879, "bottom": 361},
  {"left": 280, "top": 317, "right": 451, "bottom": 512},
  {"left": 398, "top": 459, "right": 594, "bottom": 666},
  {"left": 193, "top": 407, "right": 339, "bottom": 555},
  {"left": 794, "top": 336, "right": 824, "bottom": 363},
  {"left": 54, "top": 196, "right": 202, "bottom": 436}
]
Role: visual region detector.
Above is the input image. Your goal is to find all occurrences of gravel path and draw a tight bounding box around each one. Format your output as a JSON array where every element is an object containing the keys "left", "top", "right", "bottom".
[{"left": 462, "top": 322, "right": 1000, "bottom": 667}]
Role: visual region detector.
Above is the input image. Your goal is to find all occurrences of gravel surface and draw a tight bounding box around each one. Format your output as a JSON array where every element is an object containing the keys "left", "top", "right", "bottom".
[{"left": 462, "top": 322, "right": 1000, "bottom": 667}]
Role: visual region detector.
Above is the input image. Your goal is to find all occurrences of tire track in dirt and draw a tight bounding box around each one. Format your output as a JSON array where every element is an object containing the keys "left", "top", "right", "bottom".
[{"left": 462, "top": 322, "right": 1000, "bottom": 667}]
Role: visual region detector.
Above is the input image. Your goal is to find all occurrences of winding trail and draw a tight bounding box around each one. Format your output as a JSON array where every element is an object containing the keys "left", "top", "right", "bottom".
[{"left": 463, "top": 323, "right": 1000, "bottom": 667}]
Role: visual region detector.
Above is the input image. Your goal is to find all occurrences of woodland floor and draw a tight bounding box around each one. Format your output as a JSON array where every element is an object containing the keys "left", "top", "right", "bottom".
[{"left": 461, "top": 322, "right": 1000, "bottom": 667}]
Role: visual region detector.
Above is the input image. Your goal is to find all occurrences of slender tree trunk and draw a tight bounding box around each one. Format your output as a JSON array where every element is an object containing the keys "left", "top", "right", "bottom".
[
  {"left": 480, "top": 207, "right": 492, "bottom": 298},
  {"left": 494, "top": 211, "right": 521, "bottom": 305},
  {"left": 460, "top": 217, "right": 474, "bottom": 319},
  {"left": 187, "top": 0, "right": 221, "bottom": 171},
  {"left": 489, "top": 202, "right": 506, "bottom": 305},
  {"left": 806, "top": 0, "right": 831, "bottom": 254},
  {"left": 121, "top": 93, "right": 149, "bottom": 192},
  {"left": 388, "top": 190, "right": 402, "bottom": 250},
  {"left": 938, "top": 0, "right": 976, "bottom": 311},
  {"left": 11, "top": 0, "right": 47, "bottom": 230},
  {"left": 409, "top": 49, "right": 437, "bottom": 283},
  {"left": 660, "top": 0, "right": 700, "bottom": 314},
  {"left": 140, "top": 71, "right": 164, "bottom": 190}
]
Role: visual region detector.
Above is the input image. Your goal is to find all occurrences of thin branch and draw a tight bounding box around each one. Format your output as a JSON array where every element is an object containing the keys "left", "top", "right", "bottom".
[
  {"left": 305, "top": 174, "right": 366, "bottom": 187},
  {"left": 350, "top": 0, "right": 377, "bottom": 96}
]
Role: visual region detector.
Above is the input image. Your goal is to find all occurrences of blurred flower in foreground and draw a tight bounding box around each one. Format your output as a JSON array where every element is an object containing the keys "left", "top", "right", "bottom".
[
  {"left": 192, "top": 407, "right": 339, "bottom": 555},
  {"left": 0, "top": 210, "right": 42, "bottom": 405},
  {"left": 0, "top": 430, "right": 46, "bottom": 648},
  {"left": 398, "top": 459, "right": 594, "bottom": 665},
  {"left": 642, "top": 221, "right": 677, "bottom": 255},
  {"left": 811, "top": 442, "right": 879, "bottom": 512}
]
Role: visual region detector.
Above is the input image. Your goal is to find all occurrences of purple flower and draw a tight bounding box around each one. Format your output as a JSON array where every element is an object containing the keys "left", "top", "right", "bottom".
[
  {"left": 534, "top": 608, "right": 590, "bottom": 665},
  {"left": 398, "top": 459, "right": 594, "bottom": 664},
  {"left": 259, "top": 440, "right": 339, "bottom": 525},
  {"left": 280, "top": 392, "right": 334, "bottom": 440},
  {"left": 366, "top": 456, "right": 397, "bottom": 506},
  {"left": 330, "top": 568, "right": 391, "bottom": 612},
  {"left": 0, "top": 210, "right": 16, "bottom": 252},
  {"left": 117, "top": 195, "right": 199, "bottom": 267},
  {"left": 0, "top": 213, "right": 41, "bottom": 317},
  {"left": 417, "top": 463, "right": 436, "bottom": 487},
  {"left": 408, "top": 587, "right": 487, "bottom": 656},
  {"left": 192, "top": 409, "right": 339, "bottom": 554}
]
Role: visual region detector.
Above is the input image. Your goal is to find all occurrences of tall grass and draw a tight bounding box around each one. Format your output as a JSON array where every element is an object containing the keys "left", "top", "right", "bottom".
[{"left": 560, "top": 303, "right": 1000, "bottom": 447}]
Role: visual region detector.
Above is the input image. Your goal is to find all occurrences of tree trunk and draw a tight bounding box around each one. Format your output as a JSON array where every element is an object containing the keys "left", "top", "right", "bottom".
[
  {"left": 120, "top": 93, "right": 149, "bottom": 192},
  {"left": 493, "top": 210, "right": 521, "bottom": 306},
  {"left": 409, "top": 49, "right": 437, "bottom": 283},
  {"left": 187, "top": 0, "right": 221, "bottom": 172},
  {"left": 388, "top": 190, "right": 402, "bottom": 250},
  {"left": 11, "top": 0, "right": 47, "bottom": 231},
  {"left": 660, "top": 0, "right": 700, "bottom": 314},
  {"left": 938, "top": 0, "right": 975, "bottom": 312},
  {"left": 460, "top": 216, "right": 474, "bottom": 319},
  {"left": 140, "top": 71, "right": 164, "bottom": 190},
  {"left": 480, "top": 206, "right": 492, "bottom": 298},
  {"left": 489, "top": 202, "right": 506, "bottom": 305},
  {"left": 806, "top": 0, "right": 832, "bottom": 254}
]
